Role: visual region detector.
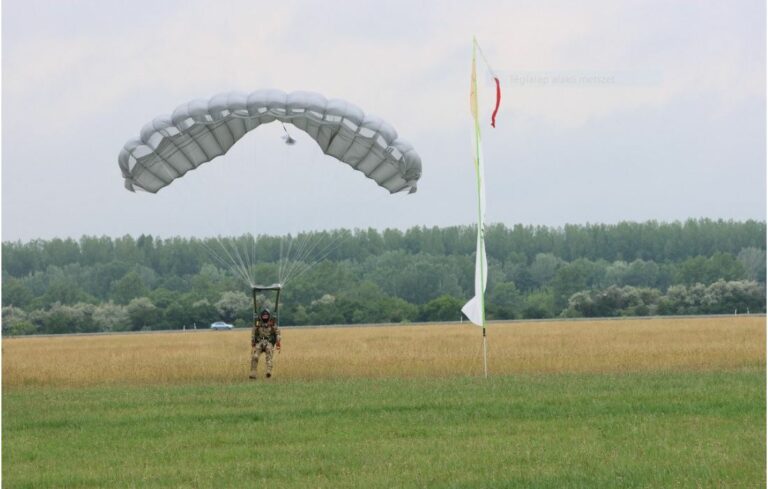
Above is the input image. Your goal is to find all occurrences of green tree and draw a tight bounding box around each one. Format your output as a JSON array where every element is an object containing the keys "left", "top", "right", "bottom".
[
  {"left": 36, "top": 303, "right": 96, "bottom": 334},
  {"left": 126, "top": 297, "right": 158, "bottom": 330},
  {"left": 624, "top": 260, "right": 660, "bottom": 287},
  {"left": 377, "top": 296, "right": 418, "bottom": 323},
  {"left": 42, "top": 275, "right": 94, "bottom": 306},
  {"left": 487, "top": 282, "right": 522, "bottom": 319},
  {"left": 563, "top": 291, "right": 592, "bottom": 318},
  {"left": 163, "top": 299, "right": 197, "bottom": 329},
  {"left": 192, "top": 299, "right": 220, "bottom": 327},
  {"left": 2, "top": 307, "right": 37, "bottom": 336},
  {"left": 191, "top": 264, "right": 226, "bottom": 301},
  {"left": 2, "top": 279, "right": 33, "bottom": 308},
  {"left": 522, "top": 289, "right": 555, "bottom": 319},
  {"left": 529, "top": 253, "right": 563, "bottom": 288},
  {"left": 307, "top": 294, "right": 345, "bottom": 325},
  {"left": 93, "top": 302, "right": 131, "bottom": 332},
  {"left": 701, "top": 280, "right": 765, "bottom": 314},
  {"left": 552, "top": 260, "right": 595, "bottom": 311},
  {"left": 215, "top": 291, "right": 251, "bottom": 322},
  {"left": 111, "top": 272, "right": 148, "bottom": 305},
  {"left": 420, "top": 295, "right": 464, "bottom": 322},
  {"left": 738, "top": 248, "right": 767, "bottom": 283},
  {"left": 287, "top": 304, "right": 310, "bottom": 325}
]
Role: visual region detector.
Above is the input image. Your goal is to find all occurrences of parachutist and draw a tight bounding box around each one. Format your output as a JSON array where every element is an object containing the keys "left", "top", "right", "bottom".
[
  {"left": 250, "top": 285, "right": 282, "bottom": 379},
  {"left": 250, "top": 309, "right": 281, "bottom": 379}
]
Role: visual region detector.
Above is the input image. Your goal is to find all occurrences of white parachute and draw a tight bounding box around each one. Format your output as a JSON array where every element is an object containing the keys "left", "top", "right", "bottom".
[{"left": 118, "top": 89, "right": 422, "bottom": 194}]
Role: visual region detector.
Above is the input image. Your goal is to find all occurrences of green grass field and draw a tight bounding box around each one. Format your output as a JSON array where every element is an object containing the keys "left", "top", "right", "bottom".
[
  {"left": 3, "top": 318, "right": 765, "bottom": 488},
  {"left": 3, "top": 370, "right": 764, "bottom": 488}
]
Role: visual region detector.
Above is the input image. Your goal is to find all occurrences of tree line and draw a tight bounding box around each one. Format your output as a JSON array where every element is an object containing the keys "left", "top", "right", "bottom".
[{"left": 2, "top": 219, "right": 765, "bottom": 335}]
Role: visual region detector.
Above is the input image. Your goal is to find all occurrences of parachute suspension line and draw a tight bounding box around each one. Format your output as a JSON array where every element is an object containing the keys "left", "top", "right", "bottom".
[
  {"left": 228, "top": 235, "right": 253, "bottom": 285},
  {"left": 272, "top": 133, "right": 375, "bottom": 287},
  {"left": 282, "top": 234, "right": 301, "bottom": 281},
  {"left": 224, "top": 236, "right": 251, "bottom": 284},
  {"left": 190, "top": 150, "right": 254, "bottom": 288},
  {"left": 279, "top": 234, "right": 300, "bottom": 285},
  {"left": 227, "top": 238, "right": 254, "bottom": 287},
  {"left": 271, "top": 135, "right": 344, "bottom": 286},
  {"left": 280, "top": 232, "right": 322, "bottom": 285},
  {"left": 120, "top": 91, "right": 424, "bottom": 303},
  {"left": 200, "top": 240, "right": 235, "bottom": 275},
  {"left": 278, "top": 185, "right": 391, "bottom": 286},
  {"left": 212, "top": 155, "right": 256, "bottom": 287},
  {"left": 295, "top": 233, "right": 345, "bottom": 281},
  {"left": 281, "top": 123, "right": 296, "bottom": 145},
  {"left": 278, "top": 236, "right": 294, "bottom": 284},
  {"left": 248, "top": 137, "right": 260, "bottom": 286},
  {"left": 237, "top": 237, "right": 256, "bottom": 286},
  {"left": 275, "top": 128, "right": 299, "bottom": 285},
  {"left": 281, "top": 231, "right": 351, "bottom": 286},
  {"left": 204, "top": 157, "right": 406, "bottom": 293},
  {"left": 278, "top": 161, "right": 324, "bottom": 282},
  {"left": 201, "top": 238, "right": 252, "bottom": 287},
  {"left": 250, "top": 233, "right": 258, "bottom": 283},
  {"left": 272, "top": 229, "right": 354, "bottom": 288},
  {"left": 282, "top": 237, "right": 308, "bottom": 283},
  {"left": 233, "top": 114, "right": 408, "bottom": 290},
  {"left": 280, "top": 235, "right": 297, "bottom": 285},
  {"left": 243, "top": 234, "right": 257, "bottom": 286},
  {"left": 278, "top": 235, "right": 286, "bottom": 283}
]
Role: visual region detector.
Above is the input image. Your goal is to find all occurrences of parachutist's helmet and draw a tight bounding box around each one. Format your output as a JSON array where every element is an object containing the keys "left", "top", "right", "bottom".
[{"left": 260, "top": 309, "right": 271, "bottom": 322}]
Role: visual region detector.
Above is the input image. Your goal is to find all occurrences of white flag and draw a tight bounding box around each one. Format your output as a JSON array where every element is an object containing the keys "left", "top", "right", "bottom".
[
  {"left": 462, "top": 40, "right": 488, "bottom": 327},
  {"left": 461, "top": 144, "right": 487, "bottom": 326}
]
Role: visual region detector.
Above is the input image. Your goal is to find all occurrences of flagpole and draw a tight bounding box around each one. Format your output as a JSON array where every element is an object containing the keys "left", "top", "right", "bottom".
[
  {"left": 471, "top": 37, "right": 488, "bottom": 378},
  {"left": 483, "top": 326, "right": 488, "bottom": 379}
]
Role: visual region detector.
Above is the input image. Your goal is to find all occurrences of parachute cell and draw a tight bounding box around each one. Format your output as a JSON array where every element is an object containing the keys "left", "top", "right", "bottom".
[{"left": 118, "top": 90, "right": 422, "bottom": 194}]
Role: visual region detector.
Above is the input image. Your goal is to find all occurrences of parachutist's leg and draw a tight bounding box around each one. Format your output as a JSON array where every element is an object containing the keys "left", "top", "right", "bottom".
[
  {"left": 250, "top": 348, "right": 260, "bottom": 379},
  {"left": 265, "top": 344, "right": 274, "bottom": 378}
]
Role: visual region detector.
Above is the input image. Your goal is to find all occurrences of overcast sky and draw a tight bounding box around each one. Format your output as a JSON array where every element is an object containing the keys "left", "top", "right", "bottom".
[{"left": 2, "top": 0, "right": 765, "bottom": 241}]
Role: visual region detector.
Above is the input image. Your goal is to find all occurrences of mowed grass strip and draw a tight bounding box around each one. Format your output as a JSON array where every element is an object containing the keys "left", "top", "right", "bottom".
[
  {"left": 3, "top": 370, "right": 764, "bottom": 489},
  {"left": 2, "top": 316, "right": 764, "bottom": 388}
]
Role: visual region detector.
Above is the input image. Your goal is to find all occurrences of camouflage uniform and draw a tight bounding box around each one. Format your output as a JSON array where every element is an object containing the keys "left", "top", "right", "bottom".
[{"left": 250, "top": 319, "right": 281, "bottom": 378}]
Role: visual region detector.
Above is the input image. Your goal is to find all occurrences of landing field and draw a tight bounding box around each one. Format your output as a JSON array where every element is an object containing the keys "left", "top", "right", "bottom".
[{"left": 3, "top": 317, "right": 765, "bottom": 488}]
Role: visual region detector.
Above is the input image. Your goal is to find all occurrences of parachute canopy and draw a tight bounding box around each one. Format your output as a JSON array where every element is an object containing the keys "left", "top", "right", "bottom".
[{"left": 118, "top": 90, "right": 422, "bottom": 194}]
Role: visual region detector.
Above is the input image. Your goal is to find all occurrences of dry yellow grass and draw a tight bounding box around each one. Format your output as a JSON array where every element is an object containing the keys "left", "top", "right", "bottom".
[{"left": 2, "top": 316, "right": 764, "bottom": 388}]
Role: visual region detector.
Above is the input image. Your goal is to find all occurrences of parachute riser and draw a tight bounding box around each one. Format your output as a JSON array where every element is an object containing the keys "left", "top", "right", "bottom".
[{"left": 252, "top": 284, "right": 282, "bottom": 324}]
